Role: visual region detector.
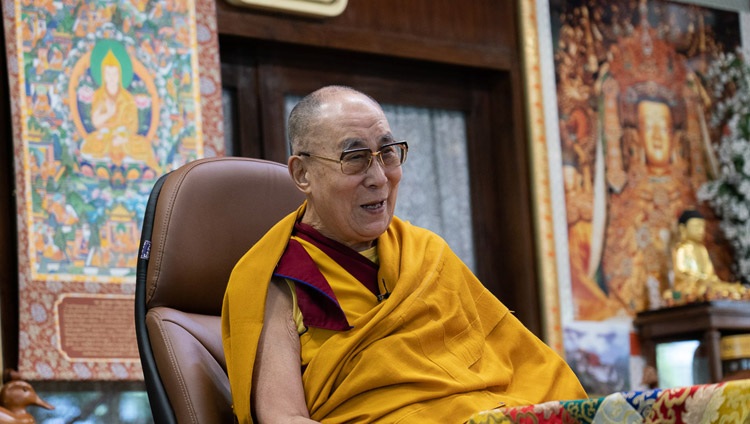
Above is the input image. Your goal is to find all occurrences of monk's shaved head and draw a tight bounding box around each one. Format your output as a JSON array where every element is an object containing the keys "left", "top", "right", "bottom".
[{"left": 288, "top": 85, "right": 381, "bottom": 154}]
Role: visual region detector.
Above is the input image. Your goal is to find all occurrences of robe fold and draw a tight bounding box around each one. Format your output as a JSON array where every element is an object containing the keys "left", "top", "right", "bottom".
[{"left": 222, "top": 204, "right": 586, "bottom": 423}]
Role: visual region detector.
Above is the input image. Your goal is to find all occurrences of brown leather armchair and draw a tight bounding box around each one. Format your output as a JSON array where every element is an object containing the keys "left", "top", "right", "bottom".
[{"left": 135, "top": 157, "right": 304, "bottom": 423}]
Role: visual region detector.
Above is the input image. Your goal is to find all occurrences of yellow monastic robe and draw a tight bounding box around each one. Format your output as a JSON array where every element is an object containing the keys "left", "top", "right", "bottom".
[{"left": 222, "top": 204, "right": 587, "bottom": 423}]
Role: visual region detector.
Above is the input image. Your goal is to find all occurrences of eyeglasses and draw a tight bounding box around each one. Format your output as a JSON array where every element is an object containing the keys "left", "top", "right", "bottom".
[{"left": 298, "top": 141, "right": 408, "bottom": 175}]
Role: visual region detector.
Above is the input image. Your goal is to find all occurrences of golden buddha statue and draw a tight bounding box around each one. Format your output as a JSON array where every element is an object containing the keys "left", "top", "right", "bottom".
[{"left": 665, "top": 210, "right": 750, "bottom": 304}]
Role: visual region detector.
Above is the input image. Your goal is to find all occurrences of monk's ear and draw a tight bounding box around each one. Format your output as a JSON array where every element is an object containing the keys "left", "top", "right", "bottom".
[{"left": 288, "top": 155, "right": 312, "bottom": 193}]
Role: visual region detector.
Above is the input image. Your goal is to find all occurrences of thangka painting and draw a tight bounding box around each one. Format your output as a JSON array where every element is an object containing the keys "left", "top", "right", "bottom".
[
  {"left": 550, "top": 0, "right": 739, "bottom": 322},
  {"left": 2, "top": 0, "right": 224, "bottom": 379},
  {"left": 521, "top": 0, "right": 741, "bottom": 395}
]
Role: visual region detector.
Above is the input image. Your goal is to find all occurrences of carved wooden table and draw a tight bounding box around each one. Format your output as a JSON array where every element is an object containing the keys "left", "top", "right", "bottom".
[{"left": 634, "top": 300, "right": 750, "bottom": 383}]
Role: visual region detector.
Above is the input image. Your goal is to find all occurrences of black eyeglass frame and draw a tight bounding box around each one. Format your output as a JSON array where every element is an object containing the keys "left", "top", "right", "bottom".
[{"left": 297, "top": 141, "right": 408, "bottom": 175}]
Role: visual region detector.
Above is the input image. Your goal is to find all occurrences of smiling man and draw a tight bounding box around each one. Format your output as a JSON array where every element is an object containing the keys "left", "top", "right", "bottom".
[{"left": 221, "top": 86, "right": 586, "bottom": 423}]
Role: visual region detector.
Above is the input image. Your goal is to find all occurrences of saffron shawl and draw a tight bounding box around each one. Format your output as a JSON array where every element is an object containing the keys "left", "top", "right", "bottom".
[{"left": 222, "top": 204, "right": 586, "bottom": 423}]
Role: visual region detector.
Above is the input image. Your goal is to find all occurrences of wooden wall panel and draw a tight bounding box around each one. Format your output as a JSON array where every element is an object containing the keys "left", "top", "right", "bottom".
[{"left": 216, "top": 0, "right": 517, "bottom": 70}]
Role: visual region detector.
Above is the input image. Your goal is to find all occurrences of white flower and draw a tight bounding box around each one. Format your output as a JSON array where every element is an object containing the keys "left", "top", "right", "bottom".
[
  {"left": 740, "top": 259, "right": 750, "bottom": 276},
  {"left": 737, "top": 203, "right": 749, "bottom": 221},
  {"left": 740, "top": 180, "right": 750, "bottom": 198},
  {"left": 700, "top": 50, "right": 750, "bottom": 281},
  {"left": 724, "top": 225, "right": 737, "bottom": 240}
]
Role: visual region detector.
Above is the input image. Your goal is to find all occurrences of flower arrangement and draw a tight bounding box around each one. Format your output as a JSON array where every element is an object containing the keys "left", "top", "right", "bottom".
[{"left": 698, "top": 50, "right": 750, "bottom": 281}]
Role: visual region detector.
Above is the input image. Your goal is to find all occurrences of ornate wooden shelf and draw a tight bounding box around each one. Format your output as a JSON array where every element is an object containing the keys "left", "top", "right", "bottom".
[{"left": 634, "top": 300, "right": 750, "bottom": 383}]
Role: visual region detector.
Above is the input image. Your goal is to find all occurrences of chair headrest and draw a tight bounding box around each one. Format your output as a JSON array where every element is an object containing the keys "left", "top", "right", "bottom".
[{"left": 143, "top": 157, "right": 304, "bottom": 315}]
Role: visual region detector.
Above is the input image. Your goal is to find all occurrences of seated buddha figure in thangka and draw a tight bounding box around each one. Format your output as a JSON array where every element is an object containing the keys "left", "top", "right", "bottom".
[{"left": 71, "top": 39, "right": 161, "bottom": 178}]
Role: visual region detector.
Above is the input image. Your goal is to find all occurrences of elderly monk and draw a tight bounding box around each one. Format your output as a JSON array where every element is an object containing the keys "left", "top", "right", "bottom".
[{"left": 222, "top": 86, "right": 586, "bottom": 423}]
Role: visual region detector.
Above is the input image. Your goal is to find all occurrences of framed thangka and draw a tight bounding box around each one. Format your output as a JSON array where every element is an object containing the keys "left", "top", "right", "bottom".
[
  {"left": 2, "top": 0, "right": 224, "bottom": 379},
  {"left": 521, "top": 0, "right": 741, "bottom": 395}
]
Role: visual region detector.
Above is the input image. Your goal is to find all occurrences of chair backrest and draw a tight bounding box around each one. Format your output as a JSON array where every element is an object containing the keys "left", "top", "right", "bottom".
[{"left": 135, "top": 157, "right": 304, "bottom": 424}]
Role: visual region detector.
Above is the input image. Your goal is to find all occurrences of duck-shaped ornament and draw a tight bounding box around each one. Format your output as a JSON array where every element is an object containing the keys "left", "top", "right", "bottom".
[{"left": 0, "top": 379, "right": 54, "bottom": 424}]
